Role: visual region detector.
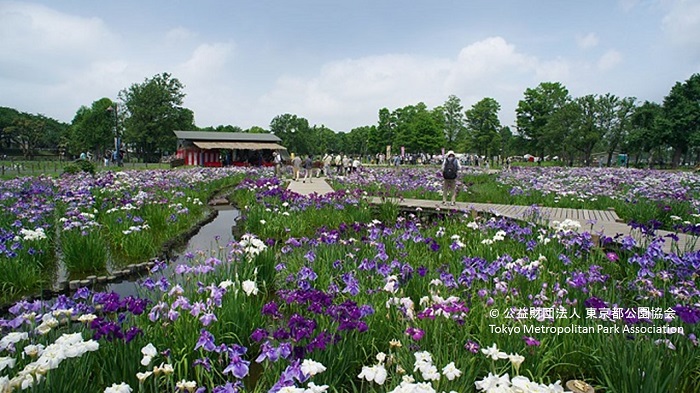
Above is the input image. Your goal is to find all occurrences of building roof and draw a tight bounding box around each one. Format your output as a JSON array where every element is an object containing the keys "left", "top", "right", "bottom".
[{"left": 173, "top": 131, "right": 282, "bottom": 142}]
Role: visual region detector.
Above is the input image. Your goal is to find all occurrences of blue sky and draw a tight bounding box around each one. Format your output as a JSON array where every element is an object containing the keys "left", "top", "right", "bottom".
[{"left": 1, "top": 0, "right": 698, "bottom": 132}]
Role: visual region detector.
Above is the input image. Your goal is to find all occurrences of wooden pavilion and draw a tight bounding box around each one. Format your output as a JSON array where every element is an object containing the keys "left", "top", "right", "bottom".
[{"left": 174, "top": 131, "right": 286, "bottom": 167}]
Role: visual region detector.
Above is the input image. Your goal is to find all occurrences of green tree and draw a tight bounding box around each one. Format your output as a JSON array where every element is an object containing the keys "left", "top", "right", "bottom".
[
  {"left": 246, "top": 126, "right": 268, "bottom": 134},
  {"left": 499, "top": 126, "right": 513, "bottom": 159},
  {"left": 441, "top": 95, "right": 466, "bottom": 148},
  {"left": 0, "top": 107, "right": 22, "bottom": 150},
  {"left": 465, "top": 98, "right": 502, "bottom": 157},
  {"left": 626, "top": 101, "right": 661, "bottom": 166},
  {"left": 119, "top": 72, "right": 195, "bottom": 162},
  {"left": 311, "top": 124, "right": 338, "bottom": 155},
  {"left": 546, "top": 100, "right": 582, "bottom": 165},
  {"left": 373, "top": 108, "right": 396, "bottom": 155},
  {"left": 659, "top": 73, "right": 700, "bottom": 167},
  {"left": 391, "top": 103, "right": 444, "bottom": 154},
  {"left": 68, "top": 97, "right": 115, "bottom": 158},
  {"left": 569, "top": 94, "right": 607, "bottom": 166},
  {"left": 270, "top": 114, "right": 312, "bottom": 156},
  {"left": 603, "top": 96, "right": 636, "bottom": 166},
  {"left": 199, "top": 125, "right": 244, "bottom": 133},
  {"left": 516, "top": 82, "right": 570, "bottom": 158},
  {"left": 346, "top": 126, "right": 373, "bottom": 156},
  {"left": 6, "top": 115, "right": 47, "bottom": 159}
]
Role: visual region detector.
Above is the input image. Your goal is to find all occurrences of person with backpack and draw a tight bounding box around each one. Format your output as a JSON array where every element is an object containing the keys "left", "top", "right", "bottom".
[
  {"left": 442, "top": 150, "right": 461, "bottom": 205},
  {"left": 302, "top": 154, "right": 314, "bottom": 183}
]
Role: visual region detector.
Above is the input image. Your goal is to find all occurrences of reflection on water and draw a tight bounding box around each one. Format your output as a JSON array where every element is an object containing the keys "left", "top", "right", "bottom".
[{"left": 99, "top": 206, "right": 240, "bottom": 298}]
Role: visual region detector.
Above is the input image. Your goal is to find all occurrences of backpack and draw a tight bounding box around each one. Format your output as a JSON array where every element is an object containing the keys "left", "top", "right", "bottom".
[{"left": 443, "top": 158, "right": 458, "bottom": 179}]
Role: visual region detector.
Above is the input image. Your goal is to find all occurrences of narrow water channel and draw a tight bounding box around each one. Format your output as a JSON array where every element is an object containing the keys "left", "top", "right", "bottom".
[{"left": 86, "top": 206, "right": 240, "bottom": 299}]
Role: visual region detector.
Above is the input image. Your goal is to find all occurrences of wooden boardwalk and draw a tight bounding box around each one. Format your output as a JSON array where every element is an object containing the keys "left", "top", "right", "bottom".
[{"left": 286, "top": 178, "right": 700, "bottom": 253}]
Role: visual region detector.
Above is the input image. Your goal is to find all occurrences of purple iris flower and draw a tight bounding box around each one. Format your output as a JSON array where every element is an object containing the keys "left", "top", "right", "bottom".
[
  {"left": 464, "top": 340, "right": 480, "bottom": 353},
  {"left": 141, "top": 277, "right": 156, "bottom": 291},
  {"left": 223, "top": 355, "right": 250, "bottom": 379},
  {"left": 674, "top": 305, "right": 700, "bottom": 324},
  {"left": 250, "top": 328, "right": 268, "bottom": 342},
  {"left": 190, "top": 301, "right": 206, "bottom": 317},
  {"left": 585, "top": 296, "right": 607, "bottom": 309},
  {"left": 125, "top": 297, "right": 149, "bottom": 315},
  {"left": 124, "top": 326, "right": 142, "bottom": 343},
  {"left": 405, "top": 326, "right": 425, "bottom": 341},
  {"left": 167, "top": 309, "right": 180, "bottom": 321},
  {"left": 193, "top": 357, "right": 212, "bottom": 372},
  {"left": 341, "top": 272, "right": 360, "bottom": 296},
  {"left": 148, "top": 302, "right": 167, "bottom": 322},
  {"left": 213, "top": 382, "right": 242, "bottom": 393},
  {"left": 262, "top": 301, "right": 282, "bottom": 318},
  {"left": 195, "top": 329, "right": 217, "bottom": 352},
  {"left": 200, "top": 312, "right": 218, "bottom": 326},
  {"left": 73, "top": 287, "right": 91, "bottom": 300}
]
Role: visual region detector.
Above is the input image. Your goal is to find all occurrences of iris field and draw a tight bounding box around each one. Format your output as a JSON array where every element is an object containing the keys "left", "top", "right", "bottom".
[{"left": 0, "top": 166, "right": 698, "bottom": 392}]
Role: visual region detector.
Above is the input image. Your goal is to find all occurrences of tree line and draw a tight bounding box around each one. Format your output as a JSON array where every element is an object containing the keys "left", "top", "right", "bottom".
[{"left": 0, "top": 72, "right": 697, "bottom": 167}]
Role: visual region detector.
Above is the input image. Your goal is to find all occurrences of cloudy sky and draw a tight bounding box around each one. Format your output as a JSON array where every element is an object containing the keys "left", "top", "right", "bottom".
[{"left": 1, "top": 0, "right": 698, "bottom": 132}]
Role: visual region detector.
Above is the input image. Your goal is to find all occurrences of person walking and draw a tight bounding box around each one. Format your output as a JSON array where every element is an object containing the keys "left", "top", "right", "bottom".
[
  {"left": 273, "top": 151, "right": 282, "bottom": 177},
  {"left": 302, "top": 154, "right": 313, "bottom": 183},
  {"left": 292, "top": 154, "right": 302, "bottom": 181},
  {"left": 322, "top": 153, "right": 332, "bottom": 177},
  {"left": 442, "top": 150, "right": 461, "bottom": 205}
]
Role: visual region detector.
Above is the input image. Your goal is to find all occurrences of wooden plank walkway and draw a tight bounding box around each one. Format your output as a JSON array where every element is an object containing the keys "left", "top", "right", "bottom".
[{"left": 285, "top": 179, "right": 700, "bottom": 253}]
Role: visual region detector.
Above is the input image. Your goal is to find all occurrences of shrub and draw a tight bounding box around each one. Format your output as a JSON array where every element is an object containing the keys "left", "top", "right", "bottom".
[{"left": 62, "top": 159, "right": 95, "bottom": 175}]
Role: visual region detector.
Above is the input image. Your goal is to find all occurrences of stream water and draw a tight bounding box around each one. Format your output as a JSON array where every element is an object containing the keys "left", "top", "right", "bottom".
[{"left": 82, "top": 205, "right": 240, "bottom": 299}]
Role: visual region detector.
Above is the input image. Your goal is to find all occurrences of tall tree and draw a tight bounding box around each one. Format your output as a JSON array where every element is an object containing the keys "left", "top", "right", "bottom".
[
  {"left": 311, "top": 124, "right": 338, "bottom": 155},
  {"left": 659, "top": 73, "right": 700, "bottom": 167},
  {"left": 6, "top": 115, "right": 47, "bottom": 159},
  {"left": 119, "top": 72, "right": 195, "bottom": 162},
  {"left": 441, "top": 95, "right": 466, "bottom": 148},
  {"left": 346, "top": 126, "right": 373, "bottom": 156},
  {"left": 392, "top": 103, "right": 444, "bottom": 154},
  {"left": 545, "top": 100, "right": 582, "bottom": 165},
  {"left": 626, "top": 101, "right": 661, "bottom": 165},
  {"left": 516, "top": 82, "right": 570, "bottom": 158},
  {"left": 68, "top": 97, "right": 115, "bottom": 158},
  {"left": 246, "top": 126, "right": 268, "bottom": 134},
  {"left": 198, "top": 125, "right": 243, "bottom": 133},
  {"left": 0, "top": 107, "right": 22, "bottom": 150},
  {"left": 569, "top": 95, "right": 606, "bottom": 166},
  {"left": 465, "top": 97, "right": 502, "bottom": 157},
  {"left": 499, "top": 126, "right": 513, "bottom": 158},
  {"left": 270, "top": 114, "right": 312, "bottom": 156},
  {"left": 603, "top": 96, "right": 636, "bottom": 166},
  {"left": 374, "top": 108, "right": 396, "bottom": 155}
]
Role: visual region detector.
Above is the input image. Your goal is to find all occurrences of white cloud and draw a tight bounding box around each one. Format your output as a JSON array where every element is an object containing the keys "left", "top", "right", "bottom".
[
  {"left": 597, "top": 49, "right": 623, "bottom": 71},
  {"left": 177, "top": 43, "right": 233, "bottom": 83},
  {"left": 258, "top": 36, "right": 562, "bottom": 131},
  {"left": 662, "top": 0, "right": 700, "bottom": 51},
  {"left": 577, "top": 33, "right": 599, "bottom": 49},
  {"left": 0, "top": 1, "right": 127, "bottom": 119},
  {"left": 619, "top": 0, "right": 640, "bottom": 12},
  {"left": 0, "top": 2, "right": 685, "bottom": 137},
  {"left": 0, "top": 2, "right": 118, "bottom": 80},
  {"left": 166, "top": 27, "right": 198, "bottom": 43},
  {"left": 258, "top": 54, "right": 452, "bottom": 130}
]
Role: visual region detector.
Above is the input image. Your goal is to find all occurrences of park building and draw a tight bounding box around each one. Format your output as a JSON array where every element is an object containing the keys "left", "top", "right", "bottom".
[{"left": 173, "top": 131, "right": 287, "bottom": 167}]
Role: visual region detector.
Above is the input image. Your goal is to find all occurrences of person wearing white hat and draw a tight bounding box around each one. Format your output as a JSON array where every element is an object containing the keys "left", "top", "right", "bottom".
[{"left": 442, "top": 150, "right": 460, "bottom": 205}]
